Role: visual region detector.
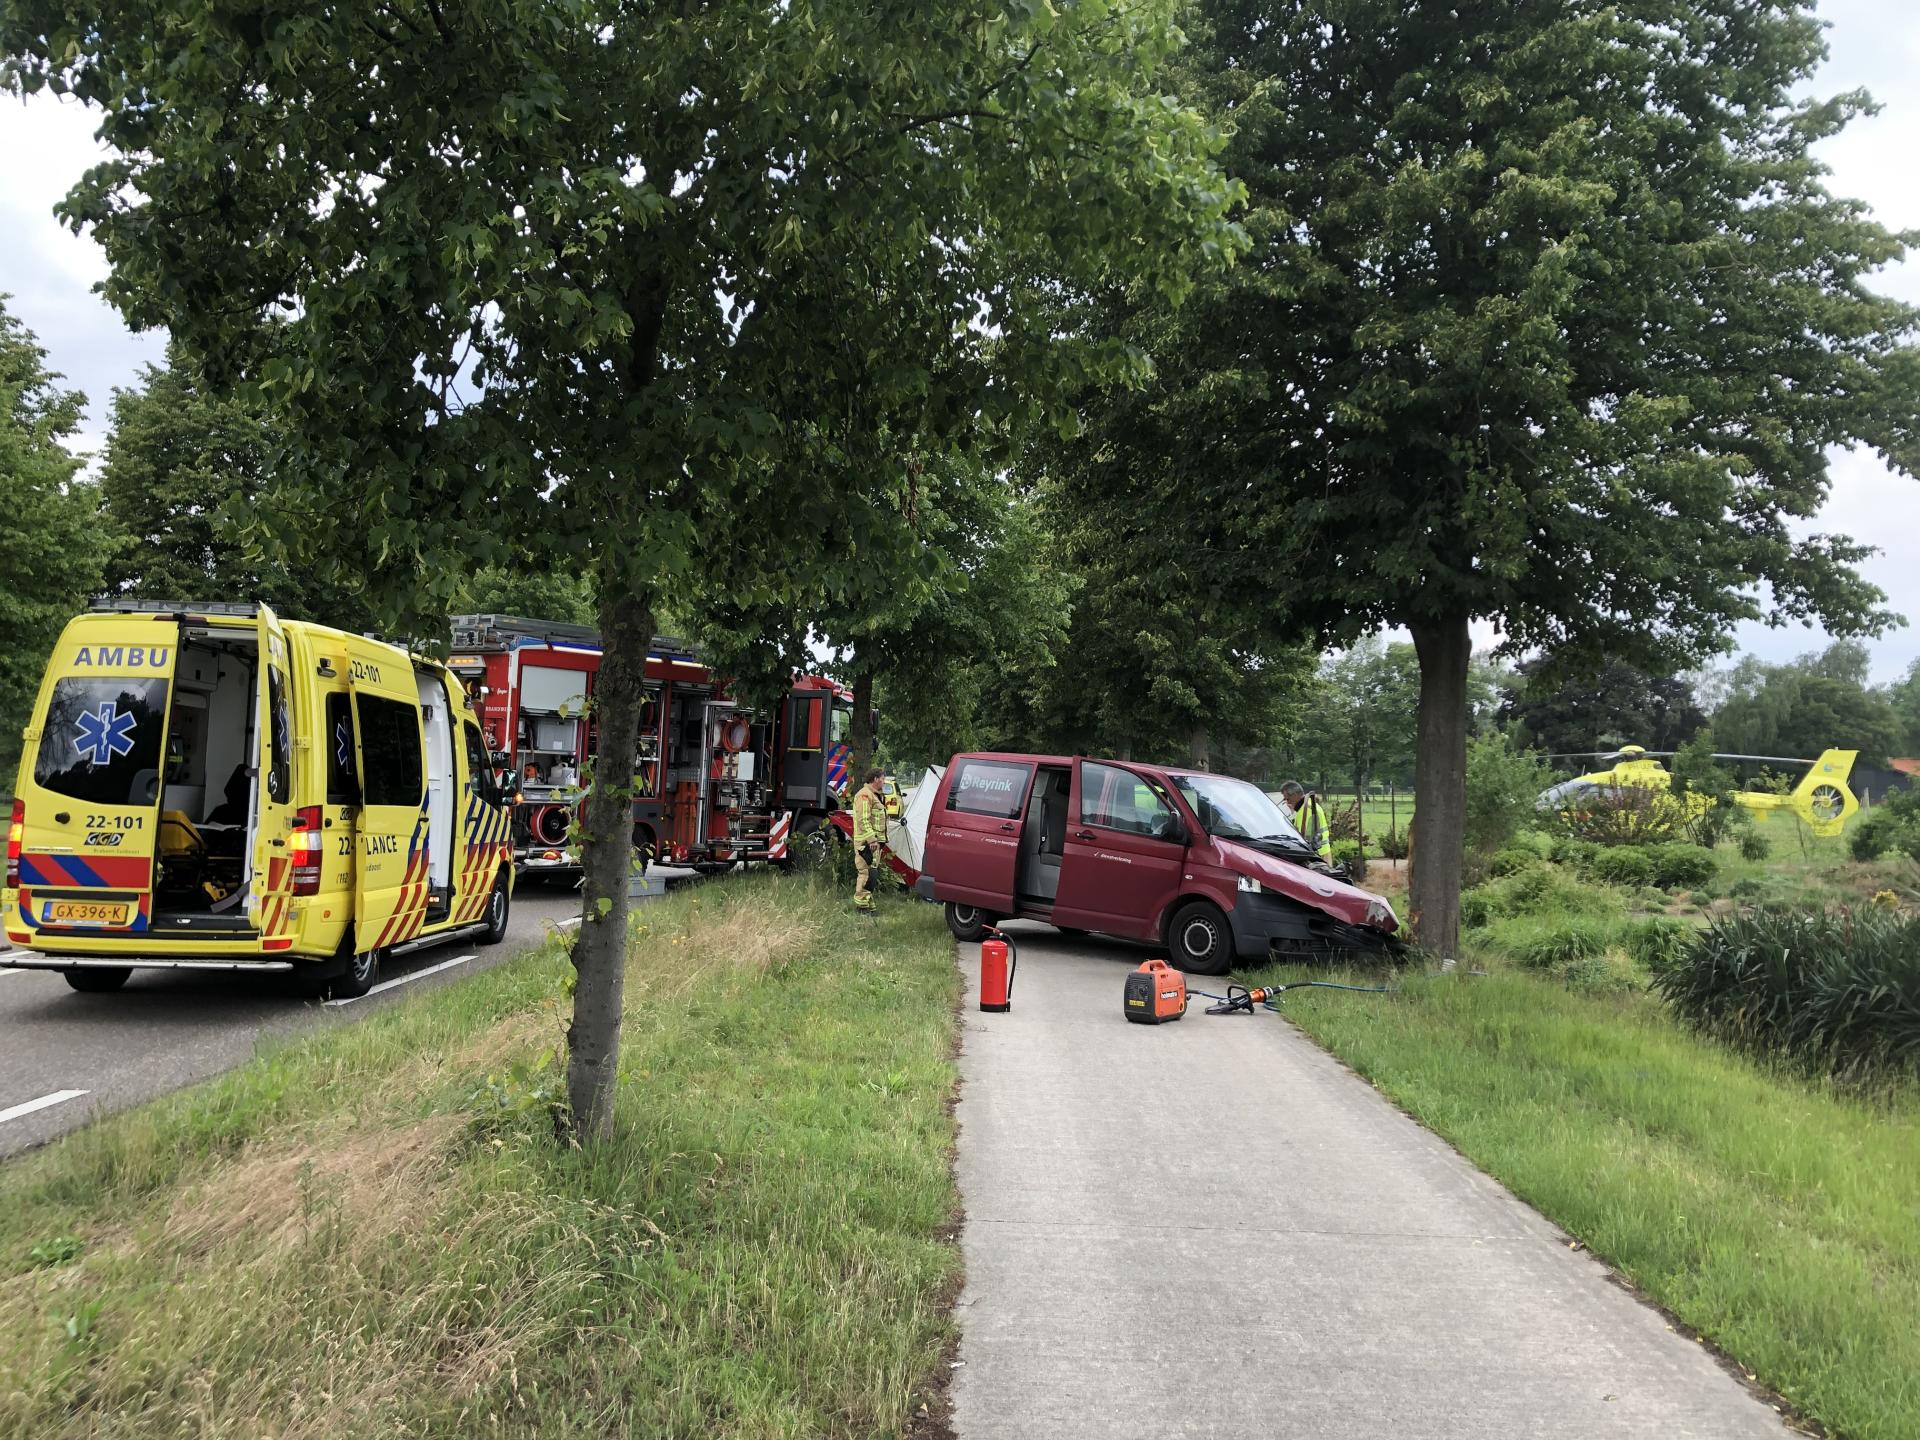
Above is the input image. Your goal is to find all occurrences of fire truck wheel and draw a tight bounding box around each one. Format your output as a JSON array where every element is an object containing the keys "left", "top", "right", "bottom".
[
  {"left": 945, "top": 903, "right": 995, "bottom": 943},
  {"left": 332, "top": 944, "right": 382, "bottom": 1000},
  {"left": 1167, "top": 900, "right": 1233, "bottom": 976},
  {"left": 479, "top": 872, "right": 511, "bottom": 945},
  {"left": 63, "top": 966, "right": 131, "bottom": 993}
]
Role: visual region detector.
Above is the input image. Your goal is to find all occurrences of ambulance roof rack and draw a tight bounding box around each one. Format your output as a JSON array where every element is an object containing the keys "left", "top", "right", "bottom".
[{"left": 89, "top": 597, "right": 259, "bottom": 618}]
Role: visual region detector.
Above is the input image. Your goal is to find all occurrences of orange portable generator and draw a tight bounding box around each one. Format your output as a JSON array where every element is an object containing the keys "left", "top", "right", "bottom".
[{"left": 1123, "top": 958, "right": 1187, "bottom": 1024}]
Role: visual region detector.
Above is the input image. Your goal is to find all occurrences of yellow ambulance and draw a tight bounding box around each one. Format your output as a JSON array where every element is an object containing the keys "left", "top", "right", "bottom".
[{"left": 3, "top": 601, "right": 514, "bottom": 997}]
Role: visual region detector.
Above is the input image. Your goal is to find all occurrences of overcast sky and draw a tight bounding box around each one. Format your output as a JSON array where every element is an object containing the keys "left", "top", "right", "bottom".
[{"left": 2, "top": 2, "right": 1916, "bottom": 681}]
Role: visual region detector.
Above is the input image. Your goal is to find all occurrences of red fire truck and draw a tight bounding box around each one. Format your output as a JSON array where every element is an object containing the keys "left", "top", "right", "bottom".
[{"left": 447, "top": 615, "right": 858, "bottom": 877}]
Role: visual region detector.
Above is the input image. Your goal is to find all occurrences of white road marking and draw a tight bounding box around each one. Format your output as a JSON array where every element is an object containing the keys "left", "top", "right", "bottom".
[
  {"left": 0, "top": 951, "right": 32, "bottom": 963},
  {"left": 324, "top": 954, "right": 473, "bottom": 1007},
  {"left": 0, "top": 1089, "right": 89, "bottom": 1125}
]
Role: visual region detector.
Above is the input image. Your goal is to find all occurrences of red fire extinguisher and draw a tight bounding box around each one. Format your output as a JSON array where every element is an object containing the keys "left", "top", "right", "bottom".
[{"left": 979, "top": 928, "right": 1017, "bottom": 1013}]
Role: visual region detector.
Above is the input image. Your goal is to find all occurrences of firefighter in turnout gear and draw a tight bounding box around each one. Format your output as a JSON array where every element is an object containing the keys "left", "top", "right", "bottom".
[
  {"left": 852, "top": 767, "right": 889, "bottom": 916},
  {"left": 1280, "top": 780, "right": 1333, "bottom": 863}
]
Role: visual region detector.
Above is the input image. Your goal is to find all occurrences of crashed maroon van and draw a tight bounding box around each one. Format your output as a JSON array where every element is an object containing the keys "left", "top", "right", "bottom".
[{"left": 914, "top": 752, "right": 1401, "bottom": 973}]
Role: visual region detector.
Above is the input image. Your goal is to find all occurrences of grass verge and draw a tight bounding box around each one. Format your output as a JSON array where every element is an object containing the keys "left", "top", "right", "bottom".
[
  {"left": 0, "top": 874, "right": 961, "bottom": 1439},
  {"left": 1254, "top": 961, "right": 1920, "bottom": 1440}
]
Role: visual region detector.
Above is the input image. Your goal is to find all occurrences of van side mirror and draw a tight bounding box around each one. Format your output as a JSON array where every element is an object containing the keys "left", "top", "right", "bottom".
[{"left": 1153, "top": 813, "right": 1189, "bottom": 845}]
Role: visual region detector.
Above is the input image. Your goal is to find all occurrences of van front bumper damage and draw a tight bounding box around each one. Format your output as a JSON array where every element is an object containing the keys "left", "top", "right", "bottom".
[{"left": 1227, "top": 891, "right": 1401, "bottom": 961}]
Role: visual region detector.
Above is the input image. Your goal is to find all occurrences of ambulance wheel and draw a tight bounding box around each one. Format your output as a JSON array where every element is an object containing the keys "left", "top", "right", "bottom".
[
  {"left": 1168, "top": 900, "right": 1233, "bottom": 976},
  {"left": 64, "top": 967, "right": 131, "bottom": 993},
  {"left": 332, "top": 945, "right": 381, "bottom": 1000},
  {"left": 945, "top": 903, "right": 994, "bottom": 943},
  {"left": 479, "top": 872, "right": 511, "bottom": 946}
]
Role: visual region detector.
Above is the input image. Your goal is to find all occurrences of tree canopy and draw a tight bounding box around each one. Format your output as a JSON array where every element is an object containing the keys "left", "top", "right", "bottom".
[
  {"left": 1502, "top": 656, "right": 1706, "bottom": 759},
  {"left": 1710, "top": 642, "right": 1904, "bottom": 767},
  {"left": 98, "top": 349, "right": 379, "bottom": 629}
]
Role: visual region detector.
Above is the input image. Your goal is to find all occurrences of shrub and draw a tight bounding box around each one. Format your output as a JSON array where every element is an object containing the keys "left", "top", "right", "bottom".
[
  {"left": 1739, "top": 831, "right": 1771, "bottom": 862},
  {"left": 1332, "top": 839, "right": 1368, "bottom": 884},
  {"left": 1464, "top": 735, "right": 1552, "bottom": 856},
  {"left": 1653, "top": 908, "right": 1920, "bottom": 1076},
  {"left": 1621, "top": 916, "right": 1690, "bottom": 971},
  {"left": 1850, "top": 789, "right": 1920, "bottom": 862},
  {"left": 1507, "top": 918, "right": 1611, "bottom": 970},
  {"left": 1561, "top": 950, "right": 1641, "bottom": 995},
  {"left": 1377, "top": 829, "right": 1410, "bottom": 860},
  {"left": 1586, "top": 848, "right": 1655, "bottom": 887},
  {"left": 1547, "top": 785, "right": 1691, "bottom": 845},
  {"left": 1489, "top": 846, "right": 1540, "bottom": 878},
  {"left": 1728, "top": 876, "right": 1766, "bottom": 900},
  {"left": 1460, "top": 888, "right": 1498, "bottom": 929},
  {"left": 1547, "top": 835, "right": 1596, "bottom": 867},
  {"left": 1644, "top": 843, "right": 1717, "bottom": 890}
]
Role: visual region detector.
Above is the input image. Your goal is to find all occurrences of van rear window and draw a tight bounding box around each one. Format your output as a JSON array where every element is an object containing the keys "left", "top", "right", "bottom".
[
  {"left": 356, "top": 694, "right": 424, "bottom": 807},
  {"left": 33, "top": 677, "right": 171, "bottom": 807},
  {"left": 946, "top": 759, "right": 1032, "bottom": 818}
]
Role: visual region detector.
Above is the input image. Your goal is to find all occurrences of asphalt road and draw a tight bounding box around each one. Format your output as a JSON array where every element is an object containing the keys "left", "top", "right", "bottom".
[
  {"left": 950, "top": 924, "right": 1788, "bottom": 1439},
  {"left": 0, "top": 874, "right": 690, "bottom": 1161}
]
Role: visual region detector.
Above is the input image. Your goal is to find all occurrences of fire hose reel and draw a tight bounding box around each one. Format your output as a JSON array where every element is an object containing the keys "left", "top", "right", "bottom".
[{"left": 719, "top": 715, "right": 751, "bottom": 753}]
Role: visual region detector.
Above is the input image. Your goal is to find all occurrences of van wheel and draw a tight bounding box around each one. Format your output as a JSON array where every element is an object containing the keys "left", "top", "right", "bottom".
[
  {"left": 945, "top": 903, "right": 995, "bottom": 943},
  {"left": 1168, "top": 900, "right": 1233, "bottom": 975},
  {"left": 64, "top": 967, "right": 131, "bottom": 993},
  {"left": 332, "top": 945, "right": 381, "bottom": 1000},
  {"left": 479, "top": 872, "right": 511, "bottom": 946}
]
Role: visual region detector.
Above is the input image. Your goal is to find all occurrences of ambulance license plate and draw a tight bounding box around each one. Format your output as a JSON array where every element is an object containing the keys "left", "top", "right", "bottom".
[{"left": 45, "top": 900, "right": 131, "bottom": 926}]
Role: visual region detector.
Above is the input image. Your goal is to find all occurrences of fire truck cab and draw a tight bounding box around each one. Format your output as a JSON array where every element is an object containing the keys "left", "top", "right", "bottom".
[{"left": 447, "top": 616, "right": 857, "bottom": 876}]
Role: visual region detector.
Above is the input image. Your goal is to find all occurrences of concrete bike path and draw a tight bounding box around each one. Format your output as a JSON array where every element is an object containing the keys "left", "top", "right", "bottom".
[{"left": 949, "top": 925, "right": 1789, "bottom": 1439}]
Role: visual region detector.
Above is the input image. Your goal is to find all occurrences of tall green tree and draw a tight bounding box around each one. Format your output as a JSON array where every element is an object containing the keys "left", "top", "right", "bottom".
[
  {"left": 9, "top": 1, "right": 1242, "bottom": 1136},
  {"left": 452, "top": 565, "right": 597, "bottom": 631},
  {"left": 1293, "top": 639, "right": 1422, "bottom": 797},
  {"left": 1060, "top": 0, "right": 1918, "bottom": 952},
  {"left": 1501, "top": 655, "right": 1706, "bottom": 758},
  {"left": 1710, "top": 642, "right": 1903, "bottom": 765},
  {"left": 99, "top": 348, "right": 378, "bottom": 629},
  {"left": 0, "top": 298, "right": 116, "bottom": 789},
  {"left": 1889, "top": 658, "right": 1920, "bottom": 758}
]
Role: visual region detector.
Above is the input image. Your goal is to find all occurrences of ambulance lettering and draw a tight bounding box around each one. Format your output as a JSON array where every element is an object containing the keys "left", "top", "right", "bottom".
[
  {"left": 364, "top": 834, "right": 400, "bottom": 855},
  {"left": 71, "top": 646, "right": 170, "bottom": 670},
  {"left": 349, "top": 659, "right": 382, "bottom": 684}
]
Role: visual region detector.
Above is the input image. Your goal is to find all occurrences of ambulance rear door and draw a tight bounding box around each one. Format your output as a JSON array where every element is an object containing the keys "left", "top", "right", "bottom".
[
  {"left": 14, "top": 615, "right": 178, "bottom": 940},
  {"left": 247, "top": 605, "right": 298, "bottom": 949}
]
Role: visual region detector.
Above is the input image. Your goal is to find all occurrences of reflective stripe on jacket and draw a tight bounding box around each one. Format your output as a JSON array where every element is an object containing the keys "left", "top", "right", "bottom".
[{"left": 852, "top": 787, "right": 888, "bottom": 847}]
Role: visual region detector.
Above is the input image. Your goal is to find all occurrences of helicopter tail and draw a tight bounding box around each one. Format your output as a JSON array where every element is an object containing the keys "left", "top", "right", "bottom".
[{"left": 1791, "top": 749, "right": 1859, "bottom": 835}]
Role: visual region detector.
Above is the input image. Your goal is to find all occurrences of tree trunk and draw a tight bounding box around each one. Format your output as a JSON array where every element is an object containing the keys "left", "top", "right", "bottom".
[
  {"left": 1188, "top": 723, "right": 1210, "bottom": 770},
  {"left": 565, "top": 584, "right": 653, "bottom": 1142},
  {"left": 849, "top": 666, "right": 875, "bottom": 782},
  {"left": 1408, "top": 612, "right": 1471, "bottom": 958}
]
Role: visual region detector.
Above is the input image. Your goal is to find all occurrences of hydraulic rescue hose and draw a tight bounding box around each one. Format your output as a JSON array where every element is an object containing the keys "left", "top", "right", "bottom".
[{"left": 1189, "top": 979, "right": 1395, "bottom": 1015}]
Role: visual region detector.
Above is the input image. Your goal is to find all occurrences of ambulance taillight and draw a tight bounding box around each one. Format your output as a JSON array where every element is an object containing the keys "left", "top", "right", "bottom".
[
  {"left": 5, "top": 799, "right": 21, "bottom": 887},
  {"left": 290, "top": 806, "right": 323, "bottom": 895}
]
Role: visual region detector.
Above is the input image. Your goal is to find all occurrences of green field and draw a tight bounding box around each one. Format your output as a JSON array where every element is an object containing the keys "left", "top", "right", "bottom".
[{"left": 0, "top": 876, "right": 961, "bottom": 1438}]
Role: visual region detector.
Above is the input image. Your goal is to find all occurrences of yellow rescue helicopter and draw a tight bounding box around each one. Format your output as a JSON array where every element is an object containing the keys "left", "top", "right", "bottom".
[{"left": 1537, "top": 745, "right": 1861, "bottom": 837}]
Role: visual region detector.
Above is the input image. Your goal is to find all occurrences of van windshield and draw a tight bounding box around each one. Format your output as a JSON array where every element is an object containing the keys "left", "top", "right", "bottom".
[{"left": 1168, "top": 772, "right": 1309, "bottom": 848}]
